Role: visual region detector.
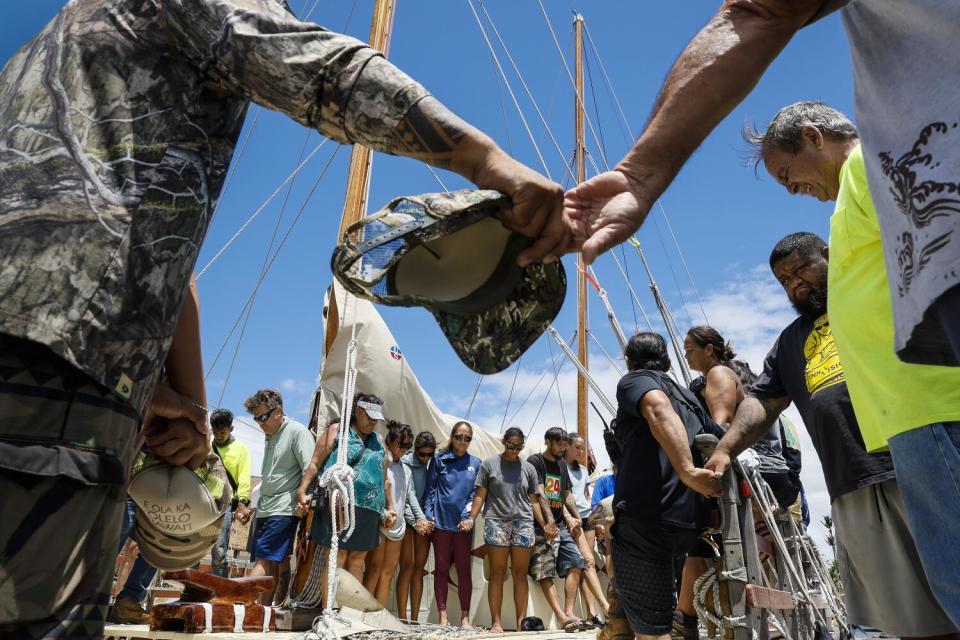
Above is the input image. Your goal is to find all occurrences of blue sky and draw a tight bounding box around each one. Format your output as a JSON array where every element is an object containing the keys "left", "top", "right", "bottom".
[{"left": 4, "top": 1, "right": 853, "bottom": 546}]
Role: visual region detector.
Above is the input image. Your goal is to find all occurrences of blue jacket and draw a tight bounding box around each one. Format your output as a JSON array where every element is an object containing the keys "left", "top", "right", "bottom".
[
  {"left": 423, "top": 449, "right": 480, "bottom": 532},
  {"left": 591, "top": 473, "right": 615, "bottom": 507}
]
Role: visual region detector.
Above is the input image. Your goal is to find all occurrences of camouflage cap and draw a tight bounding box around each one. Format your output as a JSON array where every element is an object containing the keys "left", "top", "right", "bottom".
[{"left": 332, "top": 190, "right": 566, "bottom": 374}]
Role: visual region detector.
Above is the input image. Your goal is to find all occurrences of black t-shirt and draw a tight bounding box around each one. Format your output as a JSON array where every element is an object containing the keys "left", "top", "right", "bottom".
[
  {"left": 752, "top": 314, "right": 895, "bottom": 502},
  {"left": 613, "top": 370, "right": 701, "bottom": 529},
  {"left": 527, "top": 453, "right": 572, "bottom": 529}
]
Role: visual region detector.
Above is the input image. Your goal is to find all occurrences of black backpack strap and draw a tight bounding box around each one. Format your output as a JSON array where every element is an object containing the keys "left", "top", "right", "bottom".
[{"left": 212, "top": 442, "right": 240, "bottom": 497}]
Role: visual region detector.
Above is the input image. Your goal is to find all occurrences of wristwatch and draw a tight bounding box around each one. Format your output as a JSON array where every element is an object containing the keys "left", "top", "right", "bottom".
[{"left": 238, "top": 498, "right": 251, "bottom": 507}]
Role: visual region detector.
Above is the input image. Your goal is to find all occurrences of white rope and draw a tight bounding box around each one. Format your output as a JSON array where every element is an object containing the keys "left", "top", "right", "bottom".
[
  {"left": 319, "top": 293, "right": 362, "bottom": 613},
  {"left": 587, "top": 329, "right": 624, "bottom": 375},
  {"left": 692, "top": 567, "right": 752, "bottom": 636}
]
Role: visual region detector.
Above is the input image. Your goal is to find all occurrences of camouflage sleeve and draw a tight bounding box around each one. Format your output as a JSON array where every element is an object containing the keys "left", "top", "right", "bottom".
[{"left": 160, "top": 0, "right": 429, "bottom": 149}]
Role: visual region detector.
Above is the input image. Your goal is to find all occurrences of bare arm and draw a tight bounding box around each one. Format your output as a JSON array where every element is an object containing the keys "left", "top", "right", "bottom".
[
  {"left": 565, "top": 0, "right": 824, "bottom": 263},
  {"left": 531, "top": 496, "right": 547, "bottom": 528},
  {"left": 641, "top": 389, "right": 720, "bottom": 496},
  {"left": 704, "top": 366, "right": 740, "bottom": 426},
  {"left": 164, "top": 0, "right": 566, "bottom": 263},
  {"left": 720, "top": 395, "right": 790, "bottom": 458},
  {"left": 298, "top": 424, "right": 337, "bottom": 497},
  {"left": 144, "top": 275, "right": 209, "bottom": 469},
  {"left": 469, "top": 485, "right": 487, "bottom": 521},
  {"left": 704, "top": 394, "right": 791, "bottom": 482}
]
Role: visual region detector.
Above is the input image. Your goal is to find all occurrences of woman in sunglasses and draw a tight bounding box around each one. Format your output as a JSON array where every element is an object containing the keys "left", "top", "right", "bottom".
[
  {"left": 295, "top": 392, "right": 393, "bottom": 606},
  {"left": 467, "top": 427, "right": 542, "bottom": 633},
  {"left": 363, "top": 421, "right": 415, "bottom": 606},
  {"left": 396, "top": 431, "right": 437, "bottom": 621},
  {"left": 423, "top": 421, "right": 480, "bottom": 627}
]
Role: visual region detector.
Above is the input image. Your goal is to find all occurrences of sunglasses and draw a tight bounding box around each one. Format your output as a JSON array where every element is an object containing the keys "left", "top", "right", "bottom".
[
  {"left": 453, "top": 434, "right": 472, "bottom": 443},
  {"left": 416, "top": 449, "right": 435, "bottom": 460},
  {"left": 503, "top": 442, "right": 523, "bottom": 451},
  {"left": 254, "top": 407, "right": 276, "bottom": 424}
]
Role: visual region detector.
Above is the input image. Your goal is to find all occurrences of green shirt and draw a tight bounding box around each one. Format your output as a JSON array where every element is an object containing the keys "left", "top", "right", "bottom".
[
  {"left": 259, "top": 417, "right": 315, "bottom": 517},
  {"left": 828, "top": 145, "right": 960, "bottom": 451},
  {"left": 213, "top": 437, "right": 252, "bottom": 503}
]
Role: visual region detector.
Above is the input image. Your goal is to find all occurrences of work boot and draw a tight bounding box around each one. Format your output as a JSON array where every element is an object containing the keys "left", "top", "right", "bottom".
[
  {"left": 107, "top": 595, "right": 150, "bottom": 624},
  {"left": 596, "top": 584, "right": 632, "bottom": 640}
]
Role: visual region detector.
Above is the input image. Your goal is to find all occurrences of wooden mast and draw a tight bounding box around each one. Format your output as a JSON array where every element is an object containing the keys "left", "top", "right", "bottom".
[
  {"left": 325, "top": 0, "right": 399, "bottom": 358},
  {"left": 574, "top": 14, "right": 589, "bottom": 463},
  {"left": 335, "top": 0, "right": 398, "bottom": 241},
  {"left": 296, "top": 0, "right": 399, "bottom": 608}
]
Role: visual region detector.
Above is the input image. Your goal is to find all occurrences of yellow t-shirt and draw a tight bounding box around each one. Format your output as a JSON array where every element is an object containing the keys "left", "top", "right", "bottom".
[{"left": 828, "top": 145, "right": 960, "bottom": 451}]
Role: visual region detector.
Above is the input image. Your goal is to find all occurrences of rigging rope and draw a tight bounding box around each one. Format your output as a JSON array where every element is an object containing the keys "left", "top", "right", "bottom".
[
  {"left": 474, "top": 0, "right": 577, "bottom": 184},
  {"left": 545, "top": 335, "right": 569, "bottom": 431},
  {"left": 197, "top": 139, "right": 330, "bottom": 279},
  {"left": 204, "top": 145, "right": 342, "bottom": 379},
  {"left": 534, "top": 0, "right": 610, "bottom": 169},
  {"left": 464, "top": 0, "right": 552, "bottom": 179},
  {"left": 499, "top": 356, "right": 523, "bottom": 432},
  {"left": 508, "top": 331, "right": 575, "bottom": 430},
  {"left": 463, "top": 374, "right": 483, "bottom": 421},
  {"left": 587, "top": 329, "right": 624, "bottom": 375},
  {"left": 658, "top": 201, "right": 710, "bottom": 325},
  {"left": 215, "top": 131, "right": 316, "bottom": 405}
]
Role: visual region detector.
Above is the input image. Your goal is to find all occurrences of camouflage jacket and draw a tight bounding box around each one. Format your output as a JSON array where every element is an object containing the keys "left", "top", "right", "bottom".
[{"left": 0, "top": 0, "right": 428, "bottom": 413}]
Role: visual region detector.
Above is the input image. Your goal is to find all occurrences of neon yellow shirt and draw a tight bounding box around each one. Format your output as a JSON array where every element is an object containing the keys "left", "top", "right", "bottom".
[
  {"left": 828, "top": 145, "right": 960, "bottom": 451},
  {"left": 214, "top": 437, "right": 252, "bottom": 502}
]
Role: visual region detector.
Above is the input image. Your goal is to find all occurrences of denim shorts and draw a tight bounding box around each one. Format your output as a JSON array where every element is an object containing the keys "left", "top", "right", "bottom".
[{"left": 483, "top": 517, "right": 534, "bottom": 548}]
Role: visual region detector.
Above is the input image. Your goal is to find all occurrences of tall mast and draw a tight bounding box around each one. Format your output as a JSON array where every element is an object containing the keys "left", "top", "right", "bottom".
[
  {"left": 336, "top": 0, "right": 398, "bottom": 241},
  {"left": 574, "top": 14, "right": 589, "bottom": 463},
  {"left": 325, "top": 0, "right": 399, "bottom": 359}
]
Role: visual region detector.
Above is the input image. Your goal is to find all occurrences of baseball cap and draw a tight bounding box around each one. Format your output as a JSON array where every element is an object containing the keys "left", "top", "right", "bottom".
[
  {"left": 332, "top": 190, "right": 566, "bottom": 374},
  {"left": 128, "top": 451, "right": 231, "bottom": 570}
]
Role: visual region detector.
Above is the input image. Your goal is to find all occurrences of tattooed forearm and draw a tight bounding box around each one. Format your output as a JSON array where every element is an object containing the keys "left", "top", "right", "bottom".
[
  {"left": 385, "top": 96, "right": 481, "bottom": 172},
  {"left": 720, "top": 394, "right": 790, "bottom": 457}
]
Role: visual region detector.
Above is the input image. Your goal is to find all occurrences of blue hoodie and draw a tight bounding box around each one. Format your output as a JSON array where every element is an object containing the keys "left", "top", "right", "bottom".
[{"left": 423, "top": 449, "right": 480, "bottom": 532}]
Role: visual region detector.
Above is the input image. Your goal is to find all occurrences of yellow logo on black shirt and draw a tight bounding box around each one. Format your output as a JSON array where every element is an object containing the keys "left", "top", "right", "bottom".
[{"left": 803, "top": 314, "right": 845, "bottom": 396}]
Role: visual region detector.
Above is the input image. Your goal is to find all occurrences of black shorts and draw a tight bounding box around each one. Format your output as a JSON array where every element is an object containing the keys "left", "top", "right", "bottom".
[
  {"left": 611, "top": 518, "right": 714, "bottom": 635},
  {"left": 311, "top": 506, "right": 381, "bottom": 552}
]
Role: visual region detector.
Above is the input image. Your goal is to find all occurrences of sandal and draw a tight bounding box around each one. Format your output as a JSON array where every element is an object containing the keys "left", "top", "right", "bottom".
[{"left": 562, "top": 618, "right": 583, "bottom": 632}]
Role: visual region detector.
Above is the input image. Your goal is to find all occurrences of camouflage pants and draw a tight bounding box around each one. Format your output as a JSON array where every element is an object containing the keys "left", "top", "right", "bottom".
[{"left": 0, "top": 336, "right": 139, "bottom": 639}]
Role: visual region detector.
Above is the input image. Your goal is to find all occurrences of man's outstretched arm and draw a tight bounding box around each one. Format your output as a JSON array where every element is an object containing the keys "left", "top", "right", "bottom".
[
  {"left": 163, "top": 0, "right": 565, "bottom": 263},
  {"left": 705, "top": 394, "right": 791, "bottom": 479},
  {"left": 564, "top": 0, "right": 824, "bottom": 263}
]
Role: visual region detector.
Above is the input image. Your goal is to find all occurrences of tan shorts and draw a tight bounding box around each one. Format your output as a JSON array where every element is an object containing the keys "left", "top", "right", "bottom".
[
  {"left": 833, "top": 478, "right": 957, "bottom": 636},
  {"left": 0, "top": 338, "right": 139, "bottom": 639}
]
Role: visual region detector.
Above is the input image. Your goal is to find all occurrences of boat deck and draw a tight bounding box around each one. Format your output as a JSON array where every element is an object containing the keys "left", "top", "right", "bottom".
[{"left": 104, "top": 625, "right": 598, "bottom": 640}]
